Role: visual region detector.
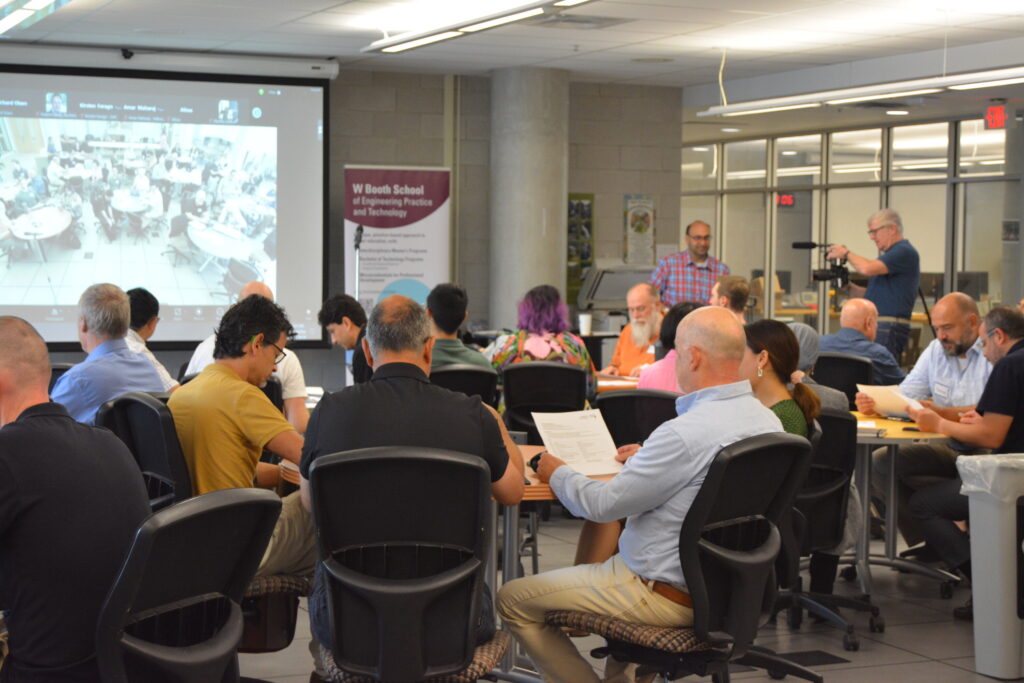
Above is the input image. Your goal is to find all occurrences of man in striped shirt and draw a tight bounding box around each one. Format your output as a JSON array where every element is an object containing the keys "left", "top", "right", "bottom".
[{"left": 648, "top": 220, "right": 730, "bottom": 306}]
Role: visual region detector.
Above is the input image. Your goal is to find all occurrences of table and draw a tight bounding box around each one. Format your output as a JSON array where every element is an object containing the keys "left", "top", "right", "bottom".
[
  {"left": 187, "top": 220, "right": 254, "bottom": 272},
  {"left": 597, "top": 376, "right": 638, "bottom": 393},
  {"left": 111, "top": 189, "right": 151, "bottom": 214},
  {"left": 846, "top": 413, "right": 959, "bottom": 597},
  {"left": 11, "top": 206, "right": 71, "bottom": 262}
]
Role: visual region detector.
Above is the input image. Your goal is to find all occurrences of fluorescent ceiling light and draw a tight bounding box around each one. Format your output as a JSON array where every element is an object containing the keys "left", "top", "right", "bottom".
[
  {"left": 825, "top": 88, "right": 941, "bottom": 105},
  {"left": 461, "top": 7, "right": 543, "bottom": 31},
  {"left": 979, "top": 159, "right": 1006, "bottom": 165},
  {"left": 23, "top": 0, "right": 54, "bottom": 9},
  {"left": 780, "top": 150, "right": 798, "bottom": 156},
  {"left": 0, "top": 8, "right": 32, "bottom": 34},
  {"left": 722, "top": 102, "right": 821, "bottom": 117},
  {"left": 886, "top": 110, "right": 909, "bottom": 116},
  {"left": 950, "top": 77, "right": 1024, "bottom": 90},
  {"left": 691, "top": 147, "right": 709, "bottom": 151},
  {"left": 720, "top": 128, "right": 740, "bottom": 132},
  {"left": 896, "top": 162, "right": 947, "bottom": 170},
  {"left": 553, "top": 0, "right": 591, "bottom": 5},
  {"left": 381, "top": 30, "right": 463, "bottom": 52}
]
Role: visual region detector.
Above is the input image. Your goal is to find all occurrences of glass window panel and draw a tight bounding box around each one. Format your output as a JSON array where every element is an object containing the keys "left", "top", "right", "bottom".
[
  {"left": 722, "top": 193, "right": 766, "bottom": 317},
  {"left": 829, "top": 129, "right": 881, "bottom": 183},
  {"left": 724, "top": 139, "right": 766, "bottom": 189},
  {"left": 824, "top": 186, "right": 881, "bottom": 331},
  {"left": 682, "top": 145, "right": 718, "bottom": 192},
  {"left": 776, "top": 135, "right": 821, "bottom": 187},
  {"left": 958, "top": 119, "right": 1006, "bottom": 177},
  {"left": 891, "top": 122, "right": 949, "bottom": 181},
  {"left": 958, "top": 181, "right": 1018, "bottom": 306},
  {"left": 774, "top": 190, "right": 820, "bottom": 325}
]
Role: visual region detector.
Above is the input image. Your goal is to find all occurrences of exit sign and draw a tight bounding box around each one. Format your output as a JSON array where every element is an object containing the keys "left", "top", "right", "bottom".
[
  {"left": 776, "top": 193, "right": 796, "bottom": 207},
  {"left": 985, "top": 104, "right": 1014, "bottom": 130}
]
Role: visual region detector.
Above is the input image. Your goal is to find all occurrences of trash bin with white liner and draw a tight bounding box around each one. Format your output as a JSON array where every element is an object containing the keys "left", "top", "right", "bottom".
[{"left": 958, "top": 454, "right": 1024, "bottom": 680}]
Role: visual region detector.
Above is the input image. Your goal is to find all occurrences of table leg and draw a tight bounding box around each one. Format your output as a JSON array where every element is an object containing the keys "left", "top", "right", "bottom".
[{"left": 854, "top": 443, "right": 874, "bottom": 596}]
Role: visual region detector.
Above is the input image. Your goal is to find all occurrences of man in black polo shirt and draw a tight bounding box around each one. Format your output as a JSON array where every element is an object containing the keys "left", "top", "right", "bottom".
[
  {"left": 908, "top": 305, "right": 1024, "bottom": 619},
  {"left": 0, "top": 317, "right": 150, "bottom": 682},
  {"left": 298, "top": 295, "right": 524, "bottom": 669}
]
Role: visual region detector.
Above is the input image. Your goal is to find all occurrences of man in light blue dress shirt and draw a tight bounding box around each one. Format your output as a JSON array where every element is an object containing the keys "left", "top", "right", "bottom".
[
  {"left": 855, "top": 292, "right": 991, "bottom": 547},
  {"left": 497, "top": 307, "right": 784, "bottom": 683},
  {"left": 50, "top": 283, "right": 164, "bottom": 424}
]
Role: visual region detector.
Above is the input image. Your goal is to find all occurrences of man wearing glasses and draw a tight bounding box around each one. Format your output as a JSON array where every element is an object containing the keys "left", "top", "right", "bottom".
[
  {"left": 649, "top": 220, "right": 730, "bottom": 306},
  {"left": 602, "top": 283, "right": 663, "bottom": 377},
  {"left": 169, "top": 294, "right": 315, "bottom": 577},
  {"left": 826, "top": 208, "right": 920, "bottom": 360}
]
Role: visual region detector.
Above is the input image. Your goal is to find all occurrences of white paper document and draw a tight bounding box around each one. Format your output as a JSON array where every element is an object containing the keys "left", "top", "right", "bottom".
[
  {"left": 531, "top": 410, "right": 623, "bottom": 477},
  {"left": 856, "top": 384, "right": 923, "bottom": 417}
]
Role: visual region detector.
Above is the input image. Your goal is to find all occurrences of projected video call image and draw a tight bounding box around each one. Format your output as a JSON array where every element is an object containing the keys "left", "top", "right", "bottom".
[{"left": 0, "top": 117, "right": 278, "bottom": 308}]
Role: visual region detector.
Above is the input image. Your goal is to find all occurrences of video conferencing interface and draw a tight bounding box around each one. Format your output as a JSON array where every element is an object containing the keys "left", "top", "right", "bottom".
[{"left": 0, "top": 71, "right": 325, "bottom": 343}]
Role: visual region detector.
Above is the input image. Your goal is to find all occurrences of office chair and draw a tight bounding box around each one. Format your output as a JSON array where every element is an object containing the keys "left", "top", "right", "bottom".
[
  {"left": 813, "top": 352, "right": 874, "bottom": 409},
  {"left": 595, "top": 389, "right": 679, "bottom": 447},
  {"left": 430, "top": 363, "right": 500, "bottom": 408},
  {"left": 772, "top": 409, "right": 882, "bottom": 651},
  {"left": 222, "top": 258, "right": 261, "bottom": 302},
  {"left": 95, "top": 488, "right": 281, "bottom": 683},
  {"left": 309, "top": 447, "right": 511, "bottom": 682},
  {"left": 50, "top": 362, "right": 75, "bottom": 392},
  {"left": 545, "top": 432, "right": 822, "bottom": 683},
  {"left": 501, "top": 361, "right": 588, "bottom": 445}
]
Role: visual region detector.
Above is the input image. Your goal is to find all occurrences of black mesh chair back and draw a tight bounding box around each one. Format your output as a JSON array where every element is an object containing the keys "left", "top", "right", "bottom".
[
  {"left": 795, "top": 409, "right": 856, "bottom": 554},
  {"left": 502, "top": 361, "right": 588, "bottom": 444},
  {"left": 681, "top": 432, "right": 810, "bottom": 654},
  {"left": 430, "top": 364, "right": 500, "bottom": 408},
  {"left": 95, "top": 391, "right": 194, "bottom": 502},
  {"left": 50, "top": 362, "right": 75, "bottom": 392},
  {"left": 595, "top": 389, "right": 679, "bottom": 447},
  {"left": 308, "top": 448, "right": 491, "bottom": 682},
  {"left": 95, "top": 488, "right": 281, "bottom": 683},
  {"left": 813, "top": 352, "right": 874, "bottom": 409}
]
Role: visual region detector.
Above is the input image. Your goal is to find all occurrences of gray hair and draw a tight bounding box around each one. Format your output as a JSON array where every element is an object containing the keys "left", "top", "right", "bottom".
[
  {"left": 79, "top": 283, "right": 129, "bottom": 339},
  {"left": 985, "top": 306, "right": 1024, "bottom": 340},
  {"left": 365, "top": 296, "right": 431, "bottom": 358},
  {"left": 868, "top": 208, "right": 903, "bottom": 233}
]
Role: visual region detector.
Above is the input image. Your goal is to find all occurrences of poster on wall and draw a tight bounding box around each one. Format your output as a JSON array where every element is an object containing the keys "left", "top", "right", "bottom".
[
  {"left": 624, "top": 194, "right": 655, "bottom": 265},
  {"left": 343, "top": 166, "right": 451, "bottom": 312},
  {"left": 567, "top": 193, "right": 595, "bottom": 309}
]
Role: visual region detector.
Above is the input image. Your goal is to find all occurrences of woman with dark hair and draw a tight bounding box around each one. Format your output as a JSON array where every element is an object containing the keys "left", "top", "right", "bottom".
[
  {"left": 740, "top": 319, "right": 820, "bottom": 436},
  {"left": 486, "top": 284, "right": 597, "bottom": 392},
  {"left": 637, "top": 301, "right": 704, "bottom": 393}
]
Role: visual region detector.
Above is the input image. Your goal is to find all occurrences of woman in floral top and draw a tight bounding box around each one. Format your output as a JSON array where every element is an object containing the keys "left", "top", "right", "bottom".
[{"left": 486, "top": 284, "right": 597, "bottom": 394}]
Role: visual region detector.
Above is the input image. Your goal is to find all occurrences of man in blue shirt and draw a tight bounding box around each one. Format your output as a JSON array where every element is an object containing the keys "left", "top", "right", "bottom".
[
  {"left": 827, "top": 208, "right": 920, "bottom": 361},
  {"left": 497, "top": 307, "right": 783, "bottom": 682},
  {"left": 856, "top": 292, "right": 990, "bottom": 547},
  {"left": 820, "top": 298, "right": 905, "bottom": 386},
  {"left": 50, "top": 283, "right": 164, "bottom": 424}
]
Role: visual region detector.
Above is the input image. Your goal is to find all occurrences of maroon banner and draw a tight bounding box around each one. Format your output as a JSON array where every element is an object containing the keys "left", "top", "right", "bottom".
[{"left": 344, "top": 167, "right": 450, "bottom": 229}]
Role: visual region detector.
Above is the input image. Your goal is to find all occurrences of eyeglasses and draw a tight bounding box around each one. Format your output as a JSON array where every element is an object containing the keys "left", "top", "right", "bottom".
[
  {"left": 688, "top": 234, "right": 711, "bottom": 242},
  {"left": 268, "top": 341, "right": 286, "bottom": 364},
  {"left": 866, "top": 224, "right": 893, "bottom": 236}
]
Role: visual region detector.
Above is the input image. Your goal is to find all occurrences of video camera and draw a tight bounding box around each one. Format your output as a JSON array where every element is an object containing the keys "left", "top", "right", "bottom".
[{"left": 792, "top": 241, "right": 849, "bottom": 288}]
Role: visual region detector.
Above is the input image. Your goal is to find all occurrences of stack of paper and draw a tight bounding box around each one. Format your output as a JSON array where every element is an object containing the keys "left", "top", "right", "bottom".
[
  {"left": 856, "top": 384, "right": 923, "bottom": 418},
  {"left": 531, "top": 410, "right": 623, "bottom": 477}
]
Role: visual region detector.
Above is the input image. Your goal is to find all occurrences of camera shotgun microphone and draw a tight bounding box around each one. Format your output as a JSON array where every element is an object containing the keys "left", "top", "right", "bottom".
[{"left": 792, "top": 241, "right": 832, "bottom": 249}]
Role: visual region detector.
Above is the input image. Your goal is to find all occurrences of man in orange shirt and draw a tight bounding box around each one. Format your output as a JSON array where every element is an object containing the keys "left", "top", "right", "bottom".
[{"left": 602, "top": 283, "right": 663, "bottom": 377}]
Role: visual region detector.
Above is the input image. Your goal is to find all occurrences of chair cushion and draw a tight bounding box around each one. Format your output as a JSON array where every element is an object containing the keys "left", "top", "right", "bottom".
[
  {"left": 244, "top": 573, "right": 313, "bottom": 599},
  {"left": 322, "top": 630, "right": 512, "bottom": 682},
  {"left": 544, "top": 610, "right": 711, "bottom": 653}
]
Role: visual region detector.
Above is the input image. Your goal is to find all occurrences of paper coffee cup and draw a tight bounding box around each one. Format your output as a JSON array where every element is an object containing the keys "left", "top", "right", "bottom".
[{"left": 579, "top": 313, "right": 593, "bottom": 336}]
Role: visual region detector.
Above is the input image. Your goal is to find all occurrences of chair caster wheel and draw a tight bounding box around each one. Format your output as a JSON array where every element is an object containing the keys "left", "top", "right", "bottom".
[
  {"left": 869, "top": 615, "right": 885, "bottom": 633},
  {"left": 843, "top": 633, "right": 860, "bottom": 651},
  {"left": 940, "top": 581, "right": 955, "bottom": 599},
  {"left": 768, "top": 670, "right": 787, "bottom": 680},
  {"left": 840, "top": 566, "right": 857, "bottom": 582}
]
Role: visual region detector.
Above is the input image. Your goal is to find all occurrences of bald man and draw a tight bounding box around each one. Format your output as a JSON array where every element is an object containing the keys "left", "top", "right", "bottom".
[
  {"left": 602, "top": 283, "right": 663, "bottom": 377},
  {"left": 856, "top": 292, "right": 992, "bottom": 548},
  {"left": 499, "top": 307, "right": 785, "bottom": 682},
  {"left": 820, "top": 298, "right": 905, "bottom": 385},
  {"left": 0, "top": 317, "right": 149, "bottom": 681},
  {"left": 185, "top": 281, "right": 309, "bottom": 433}
]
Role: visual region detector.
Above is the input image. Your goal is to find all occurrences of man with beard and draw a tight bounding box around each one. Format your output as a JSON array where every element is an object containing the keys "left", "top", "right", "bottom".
[
  {"left": 708, "top": 275, "right": 749, "bottom": 325},
  {"left": 649, "top": 220, "right": 730, "bottom": 306},
  {"left": 602, "top": 283, "right": 663, "bottom": 377},
  {"left": 856, "top": 292, "right": 991, "bottom": 549}
]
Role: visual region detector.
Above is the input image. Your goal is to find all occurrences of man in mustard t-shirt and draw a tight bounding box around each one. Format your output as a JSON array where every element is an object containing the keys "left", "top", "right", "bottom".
[{"left": 169, "top": 294, "right": 313, "bottom": 577}]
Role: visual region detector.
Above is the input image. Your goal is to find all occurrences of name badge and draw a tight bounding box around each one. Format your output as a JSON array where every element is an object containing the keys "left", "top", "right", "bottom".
[{"left": 933, "top": 382, "right": 950, "bottom": 401}]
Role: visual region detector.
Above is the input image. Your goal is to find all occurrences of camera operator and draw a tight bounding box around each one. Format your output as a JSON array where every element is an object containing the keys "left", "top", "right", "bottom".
[{"left": 826, "top": 208, "right": 920, "bottom": 361}]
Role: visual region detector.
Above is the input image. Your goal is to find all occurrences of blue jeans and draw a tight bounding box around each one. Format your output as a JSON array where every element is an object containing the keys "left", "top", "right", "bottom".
[{"left": 875, "top": 321, "right": 910, "bottom": 362}]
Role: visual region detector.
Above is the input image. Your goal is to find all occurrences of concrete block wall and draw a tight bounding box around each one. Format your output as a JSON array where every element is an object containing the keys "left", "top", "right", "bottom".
[{"left": 569, "top": 83, "right": 683, "bottom": 262}]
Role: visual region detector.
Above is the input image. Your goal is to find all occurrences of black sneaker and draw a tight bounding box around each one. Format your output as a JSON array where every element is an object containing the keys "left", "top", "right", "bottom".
[{"left": 953, "top": 596, "right": 973, "bottom": 621}]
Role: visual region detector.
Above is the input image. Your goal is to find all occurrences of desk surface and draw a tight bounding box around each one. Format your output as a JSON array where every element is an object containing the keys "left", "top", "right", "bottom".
[
  {"left": 518, "top": 444, "right": 616, "bottom": 501},
  {"left": 853, "top": 412, "right": 948, "bottom": 445},
  {"left": 597, "top": 376, "right": 639, "bottom": 393},
  {"left": 11, "top": 206, "right": 71, "bottom": 240}
]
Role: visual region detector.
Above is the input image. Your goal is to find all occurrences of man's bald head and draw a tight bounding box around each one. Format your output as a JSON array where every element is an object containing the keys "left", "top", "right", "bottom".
[
  {"left": 240, "top": 281, "right": 274, "bottom": 300},
  {"left": 676, "top": 306, "right": 746, "bottom": 363},
  {"left": 0, "top": 317, "right": 50, "bottom": 390},
  {"left": 933, "top": 292, "right": 978, "bottom": 319},
  {"left": 840, "top": 298, "right": 878, "bottom": 330},
  {"left": 931, "top": 292, "right": 981, "bottom": 357}
]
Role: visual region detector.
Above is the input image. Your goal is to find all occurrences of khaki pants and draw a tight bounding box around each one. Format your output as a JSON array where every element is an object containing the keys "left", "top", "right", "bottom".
[
  {"left": 497, "top": 555, "right": 693, "bottom": 683},
  {"left": 256, "top": 490, "right": 317, "bottom": 577}
]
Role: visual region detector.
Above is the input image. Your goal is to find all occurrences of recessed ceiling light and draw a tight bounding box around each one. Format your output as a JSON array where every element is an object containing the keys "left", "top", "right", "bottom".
[
  {"left": 631, "top": 57, "right": 674, "bottom": 64},
  {"left": 886, "top": 110, "right": 909, "bottom": 116},
  {"left": 781, "top": 150, "right": 798, "bottom": 156},
  {"left": 692, "top": 147, "right": 709, "bottom": 152},
  {"left": 721, "top": 127, "right": 740, "bottom": 133}
]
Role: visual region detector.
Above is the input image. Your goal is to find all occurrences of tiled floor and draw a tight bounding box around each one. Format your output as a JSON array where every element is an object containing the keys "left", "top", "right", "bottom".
[{"left": 240, "top": 512, "right": 993, "bottom": 682}]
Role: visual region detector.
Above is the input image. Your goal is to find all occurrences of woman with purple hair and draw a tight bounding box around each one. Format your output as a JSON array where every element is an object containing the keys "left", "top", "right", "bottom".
[{"left": 486, "top": 284, "right": 597, "bottom": 393}]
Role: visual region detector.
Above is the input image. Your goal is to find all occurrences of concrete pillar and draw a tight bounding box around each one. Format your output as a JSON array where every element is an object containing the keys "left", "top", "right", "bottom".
[{"left": 489, "top": 67, "right": 569, "bottom": 329}]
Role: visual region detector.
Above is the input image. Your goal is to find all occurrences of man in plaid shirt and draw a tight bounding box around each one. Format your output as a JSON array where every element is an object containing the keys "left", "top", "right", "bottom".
[{"left": 649, "top": 220, "right": 730, "bottom": 306}]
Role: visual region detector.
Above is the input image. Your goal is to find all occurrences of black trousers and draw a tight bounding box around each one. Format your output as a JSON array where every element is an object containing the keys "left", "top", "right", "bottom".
[{"left": 908, "top": 477, "right": 970, "bottom": 570}]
